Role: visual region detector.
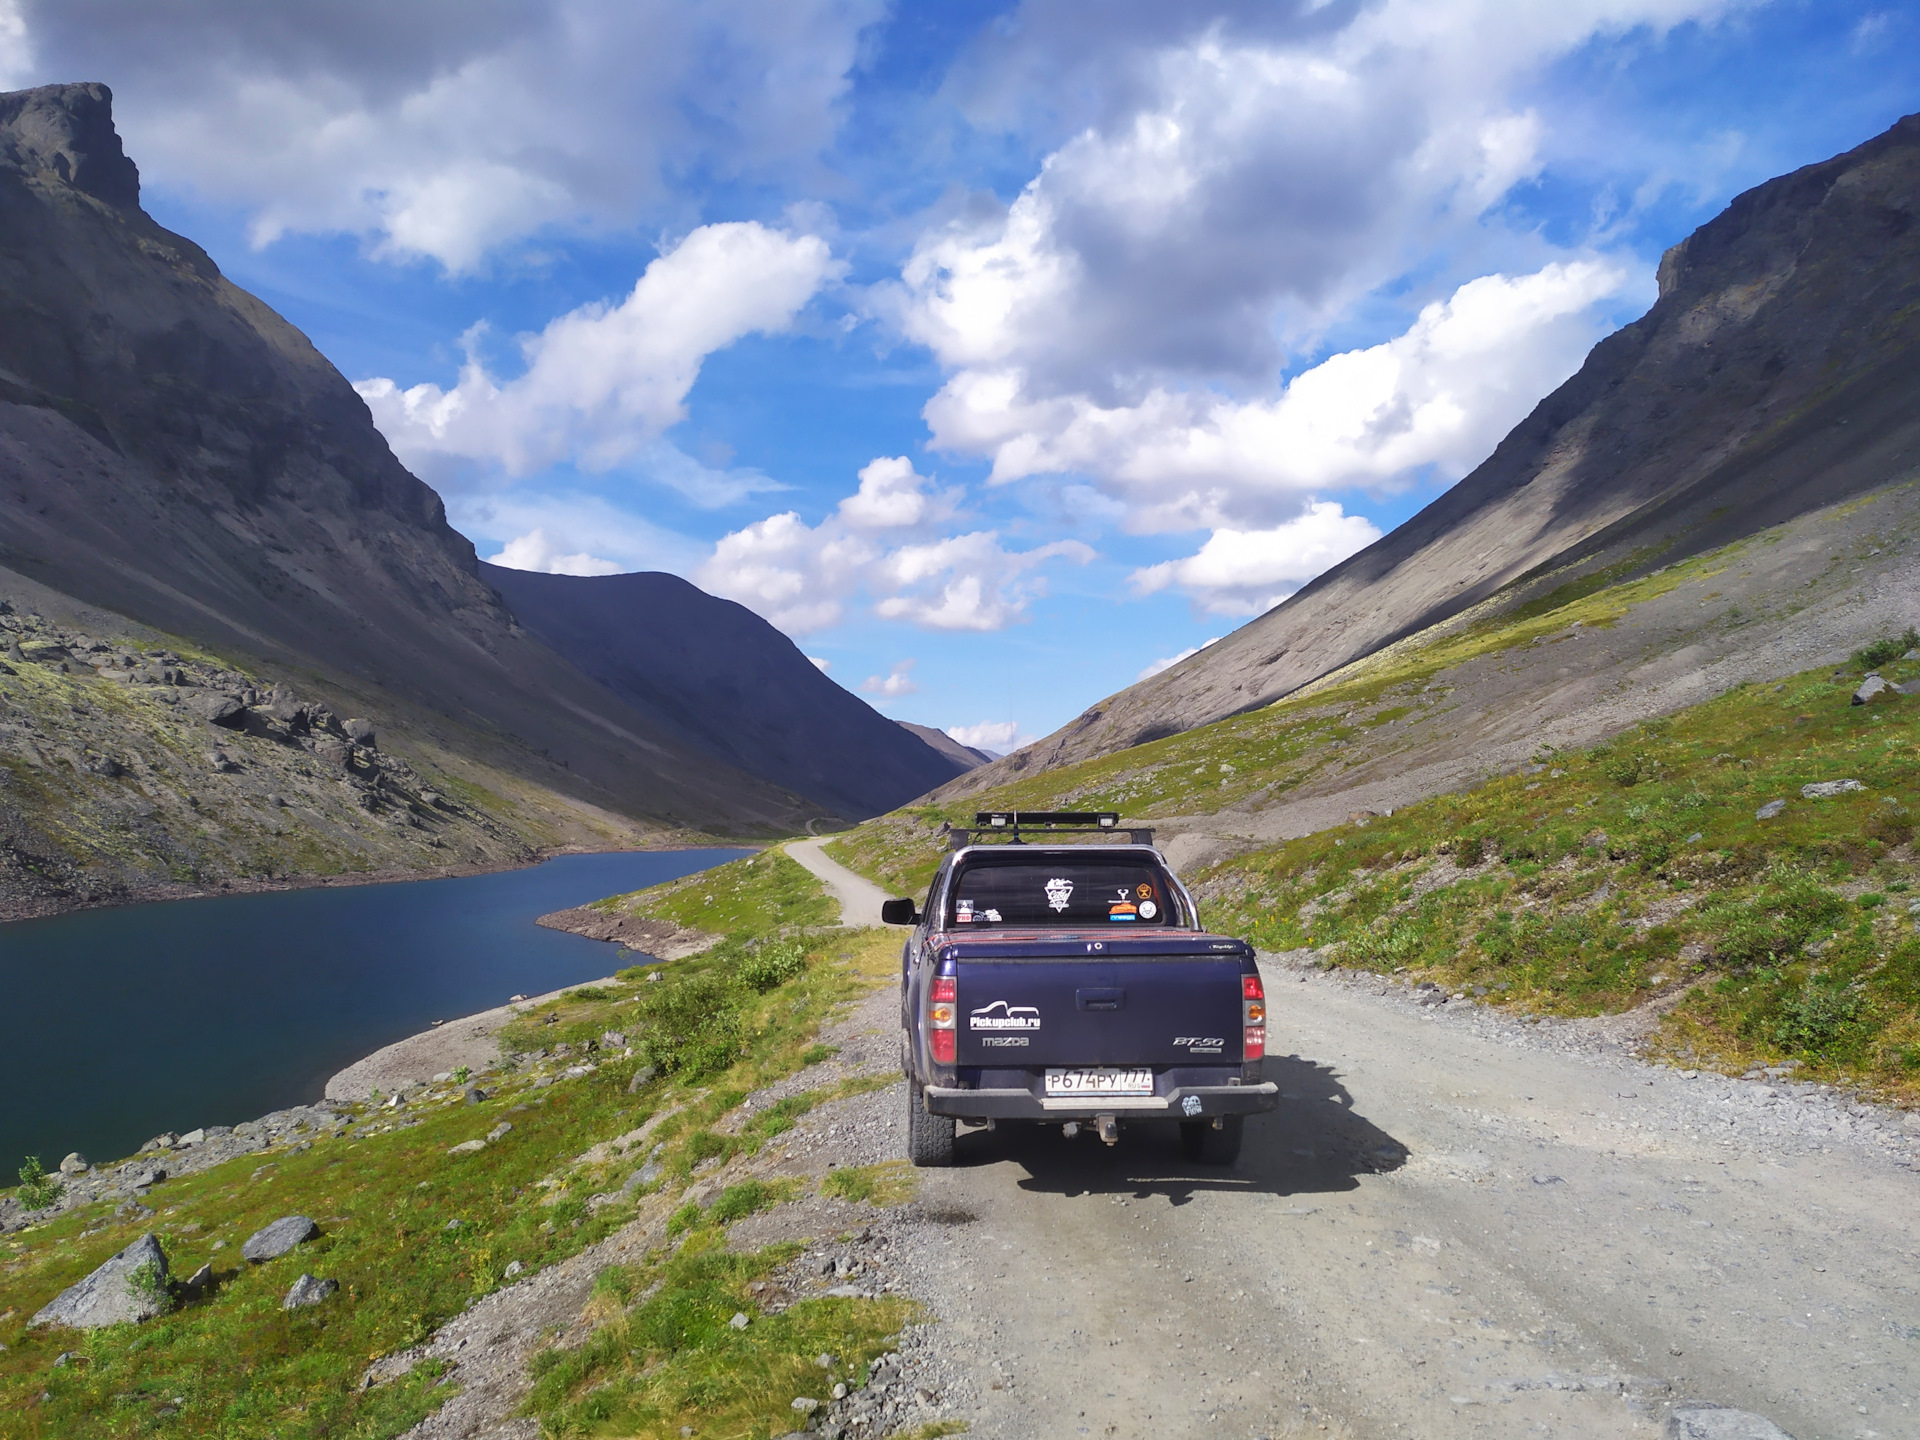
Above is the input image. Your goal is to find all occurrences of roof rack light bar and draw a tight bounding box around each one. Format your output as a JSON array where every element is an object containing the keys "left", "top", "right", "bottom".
[{"left": 973, "top": 811, "right": 1120, "bottom": 828}]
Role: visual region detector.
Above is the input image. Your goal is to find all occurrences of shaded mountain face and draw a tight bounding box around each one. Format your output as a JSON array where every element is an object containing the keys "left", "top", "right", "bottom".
[
  {"left": 478, "top": 564, "right": 970, "bottom": 819},
  {"left": 0, "top": 83, "right": 820, "bottom": 835},
  {"left": 896, "top": 721, "right": 992, "bottom": 772},
  {"left": 968, "top": 110, "right": 1920, "bottom": 787}
]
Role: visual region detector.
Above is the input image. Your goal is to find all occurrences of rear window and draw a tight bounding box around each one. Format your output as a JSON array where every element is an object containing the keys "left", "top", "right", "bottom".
[{"left": 946, "top": 860, "right": 1185, "bottom": 928}]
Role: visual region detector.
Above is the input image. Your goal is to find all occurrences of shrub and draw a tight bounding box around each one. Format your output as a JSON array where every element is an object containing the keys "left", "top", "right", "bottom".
[
  {"left": 1698, "top": 874, "right": 1847, "bottom": 971},
  {"left": 15, "top": 1156, "right": 62, "bottom": 1210},
  {"left": 733, "top": 937, "right": 809, "bottom": 993},
  {"left": 1769, "top": 980, "right": 1867, "bottom": 1054},
  {"left": 1602, "top": 751, "right": 1649, "bottom": 787},
  {"left": 634, "top": 970, "right": 744, "bottom": 1077},
  {"left": 1850, "top": 627, "right": 1919, "bottom": 671},
  {"left": 127, "top": 1256, "right": 172, "bottom": 1314}
]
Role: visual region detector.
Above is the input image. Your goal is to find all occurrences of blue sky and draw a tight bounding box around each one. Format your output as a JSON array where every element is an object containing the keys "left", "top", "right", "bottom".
[{"left": 6, "top": 1, "right": 1917, "bottom": 751}]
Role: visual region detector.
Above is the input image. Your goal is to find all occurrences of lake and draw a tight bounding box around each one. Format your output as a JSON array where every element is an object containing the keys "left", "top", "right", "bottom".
[{"left": 0, "top": 849, "right": 745, "bottom": 1174}]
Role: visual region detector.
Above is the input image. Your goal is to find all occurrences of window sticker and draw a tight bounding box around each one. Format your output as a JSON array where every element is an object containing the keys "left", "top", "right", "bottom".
[
  {"left": 982, "top": 908, "right": 1002, "bottom": 922},
  {"left": 955, "top": 899, "right": 975, "bottom": 924},
  {"left": 1044, "top": 877, "right": 1074, "bottom": 911},
  {"left": 1138, "top": 899, "right": 1158, "bottom": 920}
]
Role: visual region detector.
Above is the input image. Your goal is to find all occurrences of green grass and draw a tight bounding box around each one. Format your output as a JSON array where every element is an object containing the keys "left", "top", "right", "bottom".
[
  {"left": 0, "top": 856, "right": 916, "bottom": 1438},
  {"left": 820, "top": 1162, "right": 919, "bottom": 1208},
  {"left": 589, "top": 848, "right": 838, "bottom": 935}
]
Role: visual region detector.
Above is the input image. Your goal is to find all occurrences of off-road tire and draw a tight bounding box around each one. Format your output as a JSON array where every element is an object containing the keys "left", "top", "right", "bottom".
[
  {"left": 907, "top": 1075, "right": 956, "bottom": 1167},
  {"left": 1180, "top": 1114, "right": 1243, "bottom": 1165}
]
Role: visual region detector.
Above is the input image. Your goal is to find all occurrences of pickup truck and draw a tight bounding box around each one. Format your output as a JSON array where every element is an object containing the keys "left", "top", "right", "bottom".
[{"left": 884, "top": 811, "right": 1277, "bottom": 1167}]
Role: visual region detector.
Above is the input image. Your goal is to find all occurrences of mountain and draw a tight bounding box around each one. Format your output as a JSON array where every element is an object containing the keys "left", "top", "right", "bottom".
[
  {"left": 959, "top": 110, "right": 1920, "bottom": 789},
  {"left": 0, "top": 81, "right": 864, "bottom": 912},
  {"left": 478, "top": 565, "right": 972, "bottom": 819},
  {"left": 896, "top": 721, "right": 993, "bottom": 772}
]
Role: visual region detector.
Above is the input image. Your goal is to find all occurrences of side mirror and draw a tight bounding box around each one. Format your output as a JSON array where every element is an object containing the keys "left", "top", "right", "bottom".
[{"left": 881, "top": 898, "right": 919, "bottom": 926}]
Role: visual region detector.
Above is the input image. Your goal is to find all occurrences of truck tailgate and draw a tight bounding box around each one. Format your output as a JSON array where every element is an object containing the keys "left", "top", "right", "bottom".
[{"left": 955, "top": 956, "right": 1245, "bottom": 1067}]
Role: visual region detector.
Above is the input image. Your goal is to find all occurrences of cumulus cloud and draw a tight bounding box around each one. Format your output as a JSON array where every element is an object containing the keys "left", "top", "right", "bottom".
[
  {"left": 1132, "top": 502, "right": 1383, "bottom": 617},
  {"left": 486, "top": 528, "right": 622, "bottom": 577},
  {"left": 923, "top": 259, "right": 1627, "bottom": 532},
  {"left": 16, "top": 0, "right": 885, "bottom": 270},
  {"left": 860, "top": 660, "right": 919, "bottom": 697},
  {"left": 696, "top": 456, "right": 1093, "bottom": 635},
  {"left": 808, "top": 656, "right": 832, "bottom": 672},
  {"left": 888, "top": 0, "right": 1731, "bottom": 543},
  {"left": 946, "top": 720, "right": 1032, "bottom": 755},
  {"left": 1135, "top": 636, "right": 1220, "bottom": 682},
  {"left": 358, "top": 222, "right": 840, "bottom": 489}
]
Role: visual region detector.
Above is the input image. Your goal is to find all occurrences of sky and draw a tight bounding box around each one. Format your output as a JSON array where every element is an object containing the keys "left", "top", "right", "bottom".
[{"left": 3, "top": 2, "right": 1916, "bottom": 753}]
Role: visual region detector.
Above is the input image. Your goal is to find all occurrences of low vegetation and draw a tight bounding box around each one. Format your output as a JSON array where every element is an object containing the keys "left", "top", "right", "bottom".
[{"left": 0, "top": 848, "right": 918, "bottom": 1438}]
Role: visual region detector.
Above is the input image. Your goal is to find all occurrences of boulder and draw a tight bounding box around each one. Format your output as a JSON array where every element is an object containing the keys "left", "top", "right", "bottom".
[
  {"left": 1852, "top": 674, "right": 1889, "bottom": 704},
  {"left": 446, "top": 1139, "right": 486, "bottom": 1155},
  {"left": 1665, "top": 1403, "right": 1796, "bottom": 1439},
  {"left": 283, "top": 1274, "right": 338, "bottom": 1309},
  {"left": 344, "top": 718, "right": 377, "bottom": 747},
  {"left": 30, "top": 1233, "right": 169, "bottom": 1328},
  {"left": 1755, "top": 799, "right": 1787, "bottom": 820},
  {"left": 57, "top": 1153, "right": 88, "bottom": 1176},
  {"left": 184, "top": 691, "right": 246, "bottom": 727},
  {"left": 180, "top": 1263, "right": 214, "bottom": 1302},
  {"left": 1800, "top": 779, "right": 1865, "bottom": 799},
  {"left": 242, "top": 1215, "right": 319, "bottom": 1263}
]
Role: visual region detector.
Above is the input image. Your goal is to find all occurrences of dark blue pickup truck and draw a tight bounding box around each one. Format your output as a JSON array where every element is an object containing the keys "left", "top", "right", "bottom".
[{"left": 884, "top": 812, "right": 1277, "bottom": 1167}]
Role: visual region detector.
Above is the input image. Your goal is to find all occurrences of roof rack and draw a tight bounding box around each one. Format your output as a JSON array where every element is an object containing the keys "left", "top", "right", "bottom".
[{"left": 947, "top": 810, "right": 1155, "bottom": 850}]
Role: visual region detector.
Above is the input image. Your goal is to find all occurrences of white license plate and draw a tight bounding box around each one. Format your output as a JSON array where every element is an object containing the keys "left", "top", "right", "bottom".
[{"left": 1044, "top": 1067, "right": 1154, "bottom": 1096}]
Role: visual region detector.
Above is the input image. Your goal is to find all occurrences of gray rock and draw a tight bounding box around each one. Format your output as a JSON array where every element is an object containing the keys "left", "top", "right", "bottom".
[
  {"left": 503, "top": 1259, "right": 524, "bottom": 1280},
  {"left": 623, "top": 1161, "right": 663, "bottom": 1193},
  {"left": 57, "top": 1153, "right": 88, "bottom": 1175},
  {"left": 184, "top": 691, "right": 246, "bottom": 727},
  {"left": 242, "top": 1214, "right": 319, "bottom": 1263},
  {"left": 1852, "top": 674, "right": 1888, "bottom": 704},
  {"left": 1755, "top": 799, "right": 1787, "bottom": 820},
  {"left": 601, "top": 1031, "right": 628, "bottom": 1048},
  {"left": 283, "top": 1274, "right": 338, "bottom": 1309},
  {"left": 343, "top": 718, "right": 377, "bottom": 747},
  {"left": 30, "top": 1233, "right": 169, "bottom": 1328},
  {"left": 1665, "top": 1403, "right": 1796, "bottom": 1439},
  {"left": 180, "top": 1263, "right": 214, "bottom": 1302},
  {"left": 140, "top": 1133, "right": 177, "bottom": 1152},
  {"left": 627, "top": 1065, "right": 659, "bottom": 1094},
  {"left": 1800, "top": 779, "right": 1864, "bottom": 799},
  {"left": 485, "top": 1122, "right": 513, "bottom": 1143}
]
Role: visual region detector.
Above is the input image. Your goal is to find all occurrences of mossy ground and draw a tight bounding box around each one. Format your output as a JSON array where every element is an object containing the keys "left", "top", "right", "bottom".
[{"left": 0, "top": 856, "right": 917, "bottom": 1439}]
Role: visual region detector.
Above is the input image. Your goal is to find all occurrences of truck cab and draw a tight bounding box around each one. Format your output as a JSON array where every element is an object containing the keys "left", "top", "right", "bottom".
[{"left": 886, "top": 811, "right": 1278, "bottom": 1166}]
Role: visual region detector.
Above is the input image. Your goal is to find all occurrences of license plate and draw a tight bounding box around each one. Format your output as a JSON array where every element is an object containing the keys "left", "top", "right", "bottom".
[{"left": 1044, "top": 1067, "right": 1154, "bottom": 1096}]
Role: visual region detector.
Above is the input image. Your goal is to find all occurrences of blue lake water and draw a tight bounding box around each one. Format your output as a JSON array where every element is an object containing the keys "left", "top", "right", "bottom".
[{"left": 0, "top": 849, "right": 745, "bottom": 1173}]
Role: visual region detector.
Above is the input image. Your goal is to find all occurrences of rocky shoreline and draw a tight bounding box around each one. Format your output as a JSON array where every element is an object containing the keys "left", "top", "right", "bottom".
[{"left": 531, "top": 903, "right": 718, "bottom": 957}]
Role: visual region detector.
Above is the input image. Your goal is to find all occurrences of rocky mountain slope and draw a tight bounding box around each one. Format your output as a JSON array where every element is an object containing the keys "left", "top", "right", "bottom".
[
  {"left": 961, "top": 109, "right": 1920, "bottom": 788},
  {"left": 0, "top": 82, "right": 951, "bottom": 911},
  {"left": 897, "top": 721, "right": 992, "bottom": 771},
  {"left": 480, "top": 565, "right": 970, "bottom": 820}
]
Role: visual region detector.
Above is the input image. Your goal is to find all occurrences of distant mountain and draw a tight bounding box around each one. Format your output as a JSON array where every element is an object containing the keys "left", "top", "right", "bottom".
[
  {"left": 480, "top": 565, "right": 971, "bottom": 819},
  {"left": 959, "top": 110, "right": 1920, "bottom": 787},
  {"left": 0, "top": 82, "right": 829, "bottom": 863},
  {"left": 895, "top": 721, "right": 993, "bottom": 771}
]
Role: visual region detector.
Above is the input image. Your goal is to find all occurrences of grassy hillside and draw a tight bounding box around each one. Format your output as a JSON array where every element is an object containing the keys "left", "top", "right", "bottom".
[
  {"left": 0, "top": 849, "right": 919, "bottom": 1439},
  {"left": 829, "top": 577, "right": 1920, "bottom": 1100}
]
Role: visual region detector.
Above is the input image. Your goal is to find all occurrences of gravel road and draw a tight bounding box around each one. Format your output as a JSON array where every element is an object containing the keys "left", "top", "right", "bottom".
[
  {"left": 869, "top": 955, "right": 1920, "bottom": 1440},
  {"left": 788, "top": 837, "right": 893, "bottom": 926}
]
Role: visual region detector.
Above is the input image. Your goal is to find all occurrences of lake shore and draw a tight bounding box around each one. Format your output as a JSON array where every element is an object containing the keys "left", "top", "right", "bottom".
[{"left": 0, "top": 832, "right": 760, "bottom": 926}]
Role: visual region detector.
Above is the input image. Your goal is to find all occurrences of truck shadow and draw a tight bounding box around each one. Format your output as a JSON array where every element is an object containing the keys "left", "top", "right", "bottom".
[{"left": 972, "top": 1054, "right": 1408, "bottom": 1206}]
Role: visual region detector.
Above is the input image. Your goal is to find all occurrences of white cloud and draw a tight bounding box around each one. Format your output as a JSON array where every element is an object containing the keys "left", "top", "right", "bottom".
[
  {"left": 860, "top": 660, "right": 919, "bottom": 697},
  {"left": 1132, "top": 502, "right": 1382, "bottom": 617},
  {"left": 696, "top": 457, "right": 1093, "bottom": 635},
  {"left": 1135, "top": 636, "right": 1220, "bottom": 682},
  {"left": 358, "top": 221, "right": 840, "bottom": 488},
  {"left": 0, "top": 1, "right": 33, "bottom": 89},
  {"left": 19, "top": 0, "right": 886, "bottom": 270},
  {"left": 924, "top": 258, "right": 1629, "bottom": 532},
  {"left": 452, "top": 491, "right": 704, "bottom": 576},
  {"left": 486, "top": 528, "right": 622, "bottom": 577},
  {"left": 808, "top": 656, "right": 832, "bottom": 672},
  {"left": 946, "top": 720, "right": 1032, "bottom": 755}
]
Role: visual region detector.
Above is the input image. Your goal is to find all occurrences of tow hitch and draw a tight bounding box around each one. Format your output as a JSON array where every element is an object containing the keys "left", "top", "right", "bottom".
[{"left": 1095, "top": 1114, "right": 1120, "bottom": 1146}]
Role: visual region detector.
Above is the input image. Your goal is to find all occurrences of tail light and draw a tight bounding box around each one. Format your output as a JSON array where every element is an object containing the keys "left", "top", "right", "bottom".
[
  {"left": 1243, "top": 972, "right": 1266, "bottom": 1060},
  {"left": 929, "top": 974, "right": 957, "bottom": 1063}
]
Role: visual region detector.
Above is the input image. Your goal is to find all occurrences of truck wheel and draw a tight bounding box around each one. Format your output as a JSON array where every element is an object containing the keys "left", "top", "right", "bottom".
[
  {"left": 1180, "top": 1115, "right": 1243, "bottom": 1165},
  {"left": 907, "top": 1075, "right": 956, "bottom": 1167}
]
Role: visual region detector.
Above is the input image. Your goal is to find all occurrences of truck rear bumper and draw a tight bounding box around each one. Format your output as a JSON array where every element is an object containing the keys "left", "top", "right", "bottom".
[{"left": 923, "top": 1080, "right": 1278, "bottom": 1121}]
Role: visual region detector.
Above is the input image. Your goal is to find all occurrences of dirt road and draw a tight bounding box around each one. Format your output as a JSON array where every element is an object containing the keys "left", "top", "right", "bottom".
[{"left": 872, "top": 957, "right": 1920, "bottom": 1439}]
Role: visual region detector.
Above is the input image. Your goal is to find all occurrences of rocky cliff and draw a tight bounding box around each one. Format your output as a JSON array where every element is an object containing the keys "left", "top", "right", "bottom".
[
  {"left": 0, "top": 82, "right": 856, "bottom": 909},
  {"left": 955, "top": 110, "right": 1920, "bottom": 791}
]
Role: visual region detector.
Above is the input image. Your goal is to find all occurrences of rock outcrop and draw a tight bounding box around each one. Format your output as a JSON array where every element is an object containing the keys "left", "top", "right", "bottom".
[{"left": 30, "top": 1232, "right": 169, "bottom": 1328}]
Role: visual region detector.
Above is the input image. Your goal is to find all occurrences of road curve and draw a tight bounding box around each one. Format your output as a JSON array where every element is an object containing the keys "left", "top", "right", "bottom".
[{"left": 786, "top": 835, "right": 893, "bottom": 928}]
